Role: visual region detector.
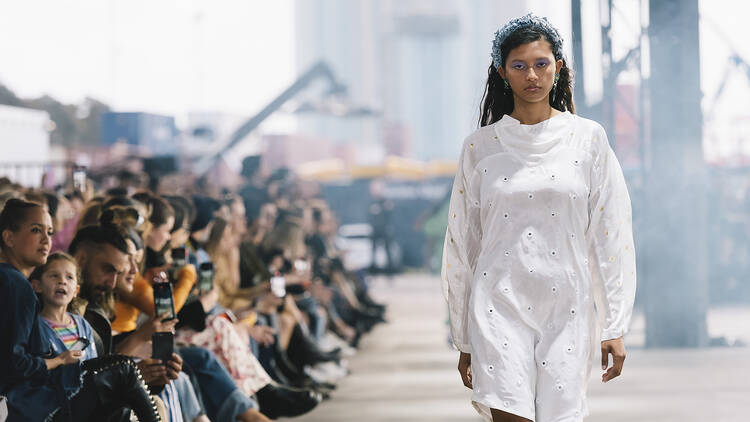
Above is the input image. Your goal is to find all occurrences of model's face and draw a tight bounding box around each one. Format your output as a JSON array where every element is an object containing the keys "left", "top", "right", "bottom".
[
  {"left": 498, "top": 39, "right": 562, "bottom": 105},
  {"left": 2, "top": 207, "right": 53, "bottom": 269},
  {"left": 33, "top": 259, "right": 79, "bottom": 308}
]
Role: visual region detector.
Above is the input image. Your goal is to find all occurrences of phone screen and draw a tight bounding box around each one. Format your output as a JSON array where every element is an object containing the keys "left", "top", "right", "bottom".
[
  {"left": 171, "top": 247, "right": 187, "bottom": 267},
  {"left": 153, "top": 282, "right": 176, "bottom": 320},
  {"left": 294, "top": 259, "right": 309, "bottom": 273},
  {"left": 198, "top": 262, "right": 214, "bottom": 293},
  {"left": 73, "top": 166, "right": 87, "bottom": 192},
  {"left": 69, "top": 337, "right": 90, "bottom": 351},
  {"left": 151, "top": 332, "right": 174, "bottom": 365},
  {"left": 270, "top": 275, "right": 286, "bottom": 298}
]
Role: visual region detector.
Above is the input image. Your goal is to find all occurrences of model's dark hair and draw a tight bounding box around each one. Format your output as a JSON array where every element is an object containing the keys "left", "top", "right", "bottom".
[
  {"left": 0, "top": 199, "right": 43, "bottom": 251},
  {"left": 479, "top": 26, "right": 575, "bottom": 127}
]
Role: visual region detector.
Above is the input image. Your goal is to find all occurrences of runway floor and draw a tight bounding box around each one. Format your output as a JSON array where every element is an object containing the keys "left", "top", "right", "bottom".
[{"left": 289, "top": 273, "right": 750, "bottom": 422}]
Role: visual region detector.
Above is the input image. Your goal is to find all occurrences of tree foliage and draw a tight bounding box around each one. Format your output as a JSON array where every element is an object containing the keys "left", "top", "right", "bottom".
[{"left": 0, "top": 82, "right": 110, "bottom": 146}]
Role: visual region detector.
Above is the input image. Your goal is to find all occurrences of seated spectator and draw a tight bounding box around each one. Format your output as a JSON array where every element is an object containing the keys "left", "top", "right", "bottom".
[
  {"left": 164, "top": 195, "right": 195, "bottom": 254},
  {"left": 0, "top": 199, "right": 159, "bottom": 421},
  {"left": 187, "top": 195, "right": 221, "bottom": 265},
  {"left": 209, "top": 217, "right": 269, "bottom": 311},
  {"left": 30, "top": 252, "right": 98, "bottom": 361},
  {"left": 75, "top": 202, "right": 104, "bottom": 232},
  {"left": 0, "top": 157, "right": 391, "bottom": 422},
  {"left": 105, "top": 205, "right": 274, "bottom": 422},
  {"left": 133, "top": 193, "right": 175, "bottom": 269},
  {"left": 69, "top": 224, "right": 131, "bottom": 353}
]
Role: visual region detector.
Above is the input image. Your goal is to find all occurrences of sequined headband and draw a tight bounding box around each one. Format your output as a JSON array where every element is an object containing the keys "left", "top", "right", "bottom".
[{"left": 491, "top": 13, "right": 564, "bottom": 69}]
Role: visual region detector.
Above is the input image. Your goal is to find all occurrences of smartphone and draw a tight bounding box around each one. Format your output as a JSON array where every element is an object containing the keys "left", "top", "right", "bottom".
[
  {"left": 73, "top": 165, "right": 87, "bottom": 192},
  {"left": 151, "top": 332, "right": 174, "bottom": 365},
  {"left": 270, "top": 275, "right": 286, "bottom": 298},
  {"left": 153, "top": 276, "right": 176, "bottom": 320},
  {"left": 171, "top": 247, "right": 187, "bottom": 267},
  {"left": 69, "top": 337, "right": 90, "bottom": 352},
  {"left": 169, "top": 247, "right": 188, "bottom": 283},
  {"left": 285, "top": 283, "right": 306, "bottom": 295},
  {"left": 221, "top": 309, "right": 238, "bottom": 323},
  {"left": 198, "top": 262, "right": 214, "bottom": 294},
  {"left": 294, "top": 259, "right": 309, "bottom": 273}
]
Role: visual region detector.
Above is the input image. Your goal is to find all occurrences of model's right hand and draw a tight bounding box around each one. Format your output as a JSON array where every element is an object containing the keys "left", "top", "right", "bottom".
[{"left": 458, "top": 351, "right": 473, "bottom": 389}]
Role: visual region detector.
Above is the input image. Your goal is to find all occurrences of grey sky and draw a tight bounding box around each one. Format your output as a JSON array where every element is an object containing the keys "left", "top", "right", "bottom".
[
  {"left": 0, "top": 0, "right": 747, "bottom": 146},
  {"left": 0, "top": 0, "right": 294, "bottom": 117}
]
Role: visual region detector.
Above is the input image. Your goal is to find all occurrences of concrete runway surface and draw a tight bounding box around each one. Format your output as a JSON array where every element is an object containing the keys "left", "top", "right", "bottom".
[{"left": 288, "top": 273, "right": 750, "bottom": 422}]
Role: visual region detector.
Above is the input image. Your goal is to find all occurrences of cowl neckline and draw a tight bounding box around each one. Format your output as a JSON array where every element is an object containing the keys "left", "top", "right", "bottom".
[{"left": 494, "top": 111, "right": 573, "bottom": 153}]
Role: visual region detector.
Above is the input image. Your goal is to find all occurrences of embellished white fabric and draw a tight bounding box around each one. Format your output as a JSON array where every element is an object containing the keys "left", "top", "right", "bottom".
[{"left": 441, "top": 111, "right": 636, "bottom": 421}]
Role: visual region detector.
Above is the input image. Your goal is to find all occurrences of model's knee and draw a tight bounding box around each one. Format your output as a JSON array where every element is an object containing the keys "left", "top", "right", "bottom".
[{"left": 490, "top": 408, "right": 533, "bottom": 422}]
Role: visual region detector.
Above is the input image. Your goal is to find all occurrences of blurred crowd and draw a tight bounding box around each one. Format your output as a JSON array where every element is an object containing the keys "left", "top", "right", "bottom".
[{"left": 0, "top": 157, "right": 387, "bottom": 421}]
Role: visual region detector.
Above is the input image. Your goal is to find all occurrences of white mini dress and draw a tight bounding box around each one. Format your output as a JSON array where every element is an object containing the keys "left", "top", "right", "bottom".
[{"left": 441, "top": 111, "right": 636, "bottom": 422}]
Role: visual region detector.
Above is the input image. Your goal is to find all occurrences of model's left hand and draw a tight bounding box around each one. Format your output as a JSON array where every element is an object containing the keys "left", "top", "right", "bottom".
[{"left": 601, "top": 337, "right": 626, "bottom": 383}]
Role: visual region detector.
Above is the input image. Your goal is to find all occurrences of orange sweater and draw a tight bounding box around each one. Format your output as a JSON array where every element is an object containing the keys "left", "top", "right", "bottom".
[{"left": 111, "top": 265, "right": 197, "bottom": 333}]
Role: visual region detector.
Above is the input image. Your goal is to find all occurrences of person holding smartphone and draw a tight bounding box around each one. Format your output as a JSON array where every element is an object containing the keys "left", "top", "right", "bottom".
[
  {"left": 112, "top": 197, "right": 197, "bottom": 334},
  {"left": 31, "top": 252, "right": 98, "bottom": 361},
  {"left": 1, "top": 200, "right": 160, "bottom": 422}
]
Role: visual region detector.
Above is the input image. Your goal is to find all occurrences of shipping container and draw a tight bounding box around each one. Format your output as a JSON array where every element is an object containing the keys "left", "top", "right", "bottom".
[{"left": 101, "top": 112, "right": 177, "bottom": 155}]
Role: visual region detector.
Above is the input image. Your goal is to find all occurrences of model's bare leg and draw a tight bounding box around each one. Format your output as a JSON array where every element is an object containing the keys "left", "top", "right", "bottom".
[{"left": 491, "top": 408, "right": 533, "bottom": 422}]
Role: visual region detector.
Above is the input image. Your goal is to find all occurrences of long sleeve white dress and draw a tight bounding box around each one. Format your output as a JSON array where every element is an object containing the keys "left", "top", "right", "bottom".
[{"left": 441, "top": 111, "right": 636, "bottom": 422}]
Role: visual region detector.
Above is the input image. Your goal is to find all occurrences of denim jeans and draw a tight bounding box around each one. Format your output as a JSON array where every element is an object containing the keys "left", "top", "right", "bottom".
[
  {"left": 295, "top": 295, "right": 326, "bottom": 341},
  {"left": 178, "top": 346, "right": 256, "bottom": 420}
]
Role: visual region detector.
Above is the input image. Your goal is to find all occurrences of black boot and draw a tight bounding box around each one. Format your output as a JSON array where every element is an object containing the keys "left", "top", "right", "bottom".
[
  {"left": 83, "top": 355, "right": 161, "bottom": 422},
  {"left": 256, "top": 384, "right": 320, "bottom": 419},
  {"left": 286, "top": 324, "right": 341, "bottom": 368},
  {"left": 273, "top": 345, "right": 306, "bottom": 381}
]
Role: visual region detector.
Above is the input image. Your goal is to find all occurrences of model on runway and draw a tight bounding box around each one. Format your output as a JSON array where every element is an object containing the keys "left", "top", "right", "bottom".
[{"left": 441, "top": 13, "right": 636, "bottom": 422}]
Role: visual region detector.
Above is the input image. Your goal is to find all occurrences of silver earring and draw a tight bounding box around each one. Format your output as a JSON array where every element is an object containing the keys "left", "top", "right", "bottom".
[{"left": 551, "top": 73, "right": 560, "bottom": 103}]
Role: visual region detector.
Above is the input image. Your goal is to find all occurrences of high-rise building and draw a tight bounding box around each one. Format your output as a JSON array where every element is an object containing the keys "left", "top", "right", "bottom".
[
  {"left": 294, "top": 1, "right": 569, "bottom": 161},
  {"left": 0, "top": 105, "right": 51, "bottom": 187}
]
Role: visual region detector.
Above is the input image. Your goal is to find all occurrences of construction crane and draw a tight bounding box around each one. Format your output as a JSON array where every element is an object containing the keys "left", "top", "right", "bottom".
[
  {"left": 193, "top": 60, "right": 375, "bottom": 174},
  {"left": 705, "top": 54, "right": 750, "bottom": 122},
  {"left": 702, "top": 16, "right": 750, "bottom": 122}
]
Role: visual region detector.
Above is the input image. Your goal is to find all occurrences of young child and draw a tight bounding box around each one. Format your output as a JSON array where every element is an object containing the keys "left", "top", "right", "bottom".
[{"left": 30, "top": 252, "right": 98, "bottom": 361}]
